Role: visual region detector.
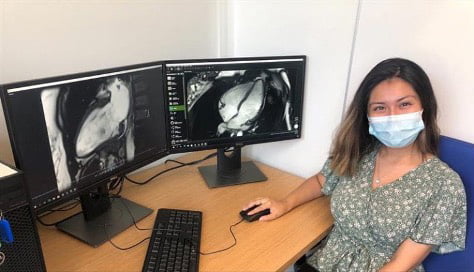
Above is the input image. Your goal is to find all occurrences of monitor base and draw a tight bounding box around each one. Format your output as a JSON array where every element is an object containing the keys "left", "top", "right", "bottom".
[
  {"left": 56, "top": 197, "right": 152, "bottom": 247},
  {"left": 198, "top": 148, "right": 267, "bottom": 188}
]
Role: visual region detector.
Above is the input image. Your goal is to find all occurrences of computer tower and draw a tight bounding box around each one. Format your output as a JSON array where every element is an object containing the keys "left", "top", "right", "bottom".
[{"left": 0, "top": 162, "right": 46, "bottom": 272}]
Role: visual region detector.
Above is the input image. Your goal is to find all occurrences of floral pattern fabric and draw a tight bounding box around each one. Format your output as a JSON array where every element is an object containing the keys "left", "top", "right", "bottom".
[{"left": 307, "top": 149, "right": 467, "bottom": 272}]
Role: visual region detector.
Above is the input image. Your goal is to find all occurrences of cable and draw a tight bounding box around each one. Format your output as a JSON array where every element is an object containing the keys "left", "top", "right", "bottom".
[
  {"left": 199, "top": 218, "right": 244, "bottom": 255},
  {"left": 38, "top": 195, "right": 149, "bottom": 250},
  {"left": 164, "top": 159, "right": 186, "bottom": 166},
  {"left": 124, "top": 164, "right": 185, "bottom": 185},
  {"left": 125, "top": 152, "right": 218, "bottom": 185},
  {"left": 36, "top": 215, "right": 62, "bottom": 227},
  {"left": 36, "top": 198, "right": 83, "bottom": 225},
  {"left": 104, "top": 224, "right": 151, "bottom": 251},
  {"left": 102, "top": 197, "right": 153, "bottom": 250},
  {"left": 107, "top": 236, "right": 150, "bottom": 251},
  {"left": 37, "top": 182, "right": 123, "bottom": 226},
  {"left": 37, "top": 175, "right": 122, "bottom": 220},
  {"left": 49, "top": 199, "right": 80, "bottom": 211},
  {"left": 108, "top": 171, "right": 245, "bottom": 254},
  {"left": 108, "top": 176, "right": 124, "bottom": 191},
  {"left": 106, "top": 213, "right": 244, "bottom": 254},
  {"left": 109, "top": 177, "right": 125, "bottom": 197},
  {"left": 109, "top": 197, "right": 245, "bottom": 254},
  {"left": 37, "top": 178, "right": 123, "bottom": 225},
  {"left": 116, "top": 197, "right": 151, "bottom": 231},
  {"left": 165, "top": 151, "right": 218, "bottom": 166},
  {"left": 36, "top": 198, "right": 81, "bottom": 218}
]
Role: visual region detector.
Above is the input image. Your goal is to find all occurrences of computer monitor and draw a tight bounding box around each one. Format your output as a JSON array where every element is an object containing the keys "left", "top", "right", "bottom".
[
  {"left": 0, "top": 62, "right": 168, "bottom": 246},
  {"left": 164, "top": 56, "right": 306, "bottom": 187}
]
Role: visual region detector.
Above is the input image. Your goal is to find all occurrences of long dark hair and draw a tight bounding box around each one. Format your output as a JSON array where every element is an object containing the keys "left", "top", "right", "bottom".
[{"left": 329, "top": 58, "right": 440, "bottom": 176}]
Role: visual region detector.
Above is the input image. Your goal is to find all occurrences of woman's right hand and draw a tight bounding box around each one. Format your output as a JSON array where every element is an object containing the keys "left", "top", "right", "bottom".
[
  {"left": 241, "top": 174, "right": 324, "bottom": 222},
  {"left": 242, "top": 197, "right": 291, "bottom": 221}
]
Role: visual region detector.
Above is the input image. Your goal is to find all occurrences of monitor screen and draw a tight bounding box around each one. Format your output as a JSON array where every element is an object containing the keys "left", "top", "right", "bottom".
[
  {"left": 164, "top": 56, "right": 306, "bottom": 152},
  {"left": 1, "top": 62, "right": 168, "bottom": 211}
]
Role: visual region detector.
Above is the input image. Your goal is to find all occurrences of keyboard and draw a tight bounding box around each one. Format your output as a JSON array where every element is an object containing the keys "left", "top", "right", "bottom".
[{"left": 142, "top": 208, "right": 202, "bottom": 272}]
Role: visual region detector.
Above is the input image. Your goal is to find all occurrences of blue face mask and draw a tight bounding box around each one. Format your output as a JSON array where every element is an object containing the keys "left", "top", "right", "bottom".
[{"left": 368, "top": 110, "right": 425, "bottom": 148}]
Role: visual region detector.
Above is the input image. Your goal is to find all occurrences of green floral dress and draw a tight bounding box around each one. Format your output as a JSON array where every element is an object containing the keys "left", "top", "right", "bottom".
[{"left": 307, "top": 149, "right": 467, "bottom": 272}]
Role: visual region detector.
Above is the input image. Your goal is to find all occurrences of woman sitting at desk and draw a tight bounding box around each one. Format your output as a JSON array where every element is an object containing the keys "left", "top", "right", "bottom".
[{"left": 243, "top": 58, "right": 466, "bottom": 272}]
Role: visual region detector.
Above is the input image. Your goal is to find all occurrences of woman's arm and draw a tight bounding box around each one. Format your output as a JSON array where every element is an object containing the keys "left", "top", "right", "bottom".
[
  {"left": 283, "top": 173, "right": 326, "bottom": 212},
  {"left": 379, "top": 238, "right": 433, "bottom": 272},
  {"left": 242, "top": 173, "right": 326, "bottom": 221}
]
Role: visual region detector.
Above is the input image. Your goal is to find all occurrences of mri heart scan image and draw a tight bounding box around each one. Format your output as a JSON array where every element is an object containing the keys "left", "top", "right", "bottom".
[{"left": 185, "top": 68, "right": 297, "bottom": 140}]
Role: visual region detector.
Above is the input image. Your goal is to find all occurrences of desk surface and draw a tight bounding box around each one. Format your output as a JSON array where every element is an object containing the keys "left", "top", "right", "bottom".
[{"left": 38, "top": 151, "right": 333, "bottom": 272}]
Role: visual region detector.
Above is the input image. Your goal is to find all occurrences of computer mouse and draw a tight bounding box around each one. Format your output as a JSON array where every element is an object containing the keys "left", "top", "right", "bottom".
[{"left": 240, "top": 204, "right": 271, "bottom": 222}]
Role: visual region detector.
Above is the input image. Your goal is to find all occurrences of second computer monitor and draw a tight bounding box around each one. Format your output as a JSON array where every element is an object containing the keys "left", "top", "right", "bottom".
[
  {"left": 164, "top": 56, "right": 306, "bottom": 187},
  {"left": 165, "top": 56, "right": 305, "bottom": 151}
]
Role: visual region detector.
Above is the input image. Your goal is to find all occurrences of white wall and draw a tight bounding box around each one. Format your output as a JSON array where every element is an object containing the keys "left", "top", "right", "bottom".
[
  {"left": 346, "top": 0, "right": 474, "bottom": 143},
  {"left": 0, "top": 0, "right": 221, "bottom": 164},
  {"left": 1, "top": 0, "right": 472, "bottom": 178},
  {"left": 231, "top": 0, "right": 474, "bottom": 179},
  {"left": 229, "top": 0, "right": 359, "bottom": 178}
]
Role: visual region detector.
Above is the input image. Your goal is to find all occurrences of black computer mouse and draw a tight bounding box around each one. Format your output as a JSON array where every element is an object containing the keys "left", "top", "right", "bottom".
[{"left": 240, "top": 204, "right": 271, "bottom": 222}]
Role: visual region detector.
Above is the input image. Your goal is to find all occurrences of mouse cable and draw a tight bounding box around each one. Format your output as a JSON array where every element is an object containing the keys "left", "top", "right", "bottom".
[
  {"left": 104, "top": 223, "right": 151, "bottom": 251},
  {"left": 104, "top": 196, "right": 175, "bottom": 251},
  {"left": 116, "top": 196, "right": 152, "bottom": 231},
  {"left": 124, "top": 151, "right": 218, "bottom": 185},
  {"left": 109, "top": 197, "right": 246, "bottom": 254},
  {"left": 199, "top": 218, "right": 244, "bottom": 255},
  {"left": 98, "top": 197, "right": 151, "bottom": 251}
]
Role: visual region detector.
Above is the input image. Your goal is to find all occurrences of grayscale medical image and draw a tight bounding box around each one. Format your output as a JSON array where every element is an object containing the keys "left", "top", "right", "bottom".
[
  {"left": 185, "top": 68, "right": 296, "bottom": 139},
  {"left": 40, "top": 74, "right": 153, "bottom": 192}
]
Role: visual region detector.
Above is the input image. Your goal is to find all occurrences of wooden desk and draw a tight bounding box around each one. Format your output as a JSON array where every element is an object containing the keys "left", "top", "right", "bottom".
[{"left": 38, "top": 151, "right": 333, "bottom": 272}]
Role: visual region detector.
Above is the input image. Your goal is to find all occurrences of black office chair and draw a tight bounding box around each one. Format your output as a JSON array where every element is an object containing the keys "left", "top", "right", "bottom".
[{"left": 294, "top": 256, "right": 318, "bottom": 272}]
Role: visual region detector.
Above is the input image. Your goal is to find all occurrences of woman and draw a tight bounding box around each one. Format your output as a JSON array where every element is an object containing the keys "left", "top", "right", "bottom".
[{"left": 243, "top": 58, "right": 466, "bottom": 271}]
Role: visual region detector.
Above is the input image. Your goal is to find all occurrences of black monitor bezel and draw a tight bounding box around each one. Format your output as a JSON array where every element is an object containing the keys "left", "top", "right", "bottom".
[
  {"left": 0, "top": 61, "right": 170, "bottom": 213},
  {"left": 163, "top": 55, "right": 306, "bottom": 154}
]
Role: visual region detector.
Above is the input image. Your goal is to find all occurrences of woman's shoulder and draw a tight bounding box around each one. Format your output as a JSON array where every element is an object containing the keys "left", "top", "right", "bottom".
[{"left": 423, "top": 156, "right": 465, "bottom": 193}]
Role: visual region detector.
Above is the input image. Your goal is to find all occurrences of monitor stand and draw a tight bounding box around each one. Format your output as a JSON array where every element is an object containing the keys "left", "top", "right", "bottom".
[
  {"left": 56, "top": 184, "right": 152, "bottom": 247},
  {"left": 198, "top": 147, "right": 267, "bottom": 188}
]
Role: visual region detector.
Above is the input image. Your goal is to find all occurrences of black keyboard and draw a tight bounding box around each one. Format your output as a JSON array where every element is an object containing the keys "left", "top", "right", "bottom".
[{"left": 142, "top": 208, "right": 202, "bottom": 272}]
